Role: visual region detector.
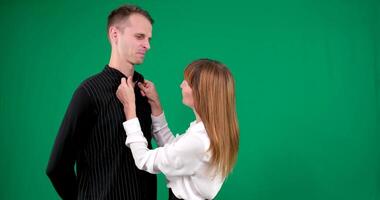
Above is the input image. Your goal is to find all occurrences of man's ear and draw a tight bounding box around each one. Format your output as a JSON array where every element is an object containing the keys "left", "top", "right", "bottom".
[{"left": 109, "top": 26, "right": 118, "bottom": 43}]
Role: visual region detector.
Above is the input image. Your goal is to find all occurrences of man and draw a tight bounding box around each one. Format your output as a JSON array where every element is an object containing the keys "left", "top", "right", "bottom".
[{"left": 46, "top": 5, "right": 157, "bottom": 199}]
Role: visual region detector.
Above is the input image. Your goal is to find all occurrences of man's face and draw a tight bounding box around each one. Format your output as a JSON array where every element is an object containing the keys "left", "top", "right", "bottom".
[{"left": 114, "top": 14, "right": 152, "bottom": 65}]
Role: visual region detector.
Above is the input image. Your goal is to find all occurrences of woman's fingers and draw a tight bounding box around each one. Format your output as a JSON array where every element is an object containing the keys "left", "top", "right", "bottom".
[
  {"left": 117, "top": 77, "right": 135, "bottom": 99},
  {"left": 121, "top": 77, "right": 127, "bottom": 86}
]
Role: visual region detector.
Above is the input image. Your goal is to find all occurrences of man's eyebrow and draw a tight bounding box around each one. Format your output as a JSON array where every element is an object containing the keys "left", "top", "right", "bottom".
[
  {"left": 135, "top": 33, "right": 152, "bottom": 39},
  {"left": 135, "top": 33, "right": 147, "bottom": 37}
]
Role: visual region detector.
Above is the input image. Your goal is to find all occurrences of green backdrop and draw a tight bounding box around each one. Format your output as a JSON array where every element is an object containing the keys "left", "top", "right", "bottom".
[{"left": 0, "top": 0, "right": 379, "bottom": 199}]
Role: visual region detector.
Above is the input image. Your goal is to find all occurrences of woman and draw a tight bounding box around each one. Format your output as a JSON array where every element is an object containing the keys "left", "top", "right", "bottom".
[{"left": 116, "top": 58, "right": 239, "bottom": 200}]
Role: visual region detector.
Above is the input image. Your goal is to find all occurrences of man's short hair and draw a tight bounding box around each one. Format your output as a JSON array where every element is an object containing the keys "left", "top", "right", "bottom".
[{"left": 107, "top": 4, "right": 154, "bottom": 33}]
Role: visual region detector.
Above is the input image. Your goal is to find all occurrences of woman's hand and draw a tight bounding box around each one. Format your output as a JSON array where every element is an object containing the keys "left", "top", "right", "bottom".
[
  {"left": 138, "top": 80, "right": 163, "bottom": 116},
  {"left": 116, "top": 76, "right": 136, "bottom": 120}
]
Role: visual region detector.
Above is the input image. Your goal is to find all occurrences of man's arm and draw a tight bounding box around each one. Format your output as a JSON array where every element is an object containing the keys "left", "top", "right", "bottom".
[{"left": 46, "top": 86, "right": 94, "bottom": 199}]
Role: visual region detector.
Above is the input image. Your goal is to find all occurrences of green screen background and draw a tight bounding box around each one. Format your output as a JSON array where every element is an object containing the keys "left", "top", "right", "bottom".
[{"left": 0, "top": 0, "right": 379, "bottom": 199}]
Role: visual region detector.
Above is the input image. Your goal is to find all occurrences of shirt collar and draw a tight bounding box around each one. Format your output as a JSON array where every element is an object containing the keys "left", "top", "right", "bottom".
[
  {"left": 188, "top": 120, "right": 206, "bottom": 133},
  {"left": 103, "top": 65, "right": 144, "bottom": 83}
]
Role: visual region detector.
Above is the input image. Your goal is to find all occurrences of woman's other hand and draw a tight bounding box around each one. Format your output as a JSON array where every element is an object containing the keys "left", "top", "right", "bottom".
[{"left": 138, "top": 80, "right": 163, "bottom": 116}]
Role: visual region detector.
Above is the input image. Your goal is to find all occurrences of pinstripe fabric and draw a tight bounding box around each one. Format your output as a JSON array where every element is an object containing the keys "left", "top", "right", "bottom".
[{"left": 47, "top": 66, "right": 157, "bottom": 200}]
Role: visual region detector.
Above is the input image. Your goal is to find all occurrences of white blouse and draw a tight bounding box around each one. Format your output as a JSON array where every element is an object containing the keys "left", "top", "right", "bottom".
[{"left": 123, "top": 113, "right": 224, "bottom": 200}]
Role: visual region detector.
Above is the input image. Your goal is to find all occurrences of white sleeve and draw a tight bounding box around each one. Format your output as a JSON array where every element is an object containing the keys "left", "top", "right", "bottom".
[
  {"left": 123, "top": 118, "right": 205, "bottom": 176},
  {"left": 151, "top": 112, "right": 175, "bottom": 146}
]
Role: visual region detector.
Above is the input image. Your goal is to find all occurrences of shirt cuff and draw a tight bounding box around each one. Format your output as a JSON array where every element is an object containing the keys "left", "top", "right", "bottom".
[
  {"left": 123, "top": 118, "right": 147, "bottom": 146},
  {"left": 151, "top": 112, "right": 167, "bottom": 131},
  {"left": 123, "top": 118, "right": 141, "bottom": 135}
]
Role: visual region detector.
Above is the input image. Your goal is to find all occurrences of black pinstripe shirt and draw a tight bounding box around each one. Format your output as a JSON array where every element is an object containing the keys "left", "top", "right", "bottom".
[{"left": 47, "top": 66, "right": 157, "bottom": 200}]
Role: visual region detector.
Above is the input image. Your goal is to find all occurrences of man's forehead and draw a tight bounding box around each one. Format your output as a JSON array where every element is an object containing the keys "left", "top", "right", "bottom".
[
  {"left": 122, "top": 15, "right": 152, "bottom": 34},
  {"left": 125, "top": 26, "right": 152, "bottom": 37},
  {"left": 124, "top": 14, "right": 152, "bottom": 27}
]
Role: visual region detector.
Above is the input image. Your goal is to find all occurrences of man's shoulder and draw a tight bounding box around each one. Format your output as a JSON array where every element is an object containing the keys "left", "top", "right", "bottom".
[
  {"left": 72, "top": 69, "right": 108, "bottom": 98},
  {"left": 78, "top": 69, "right": 109, "bottom": 89},
  {"left": 80, "top": 72, "right": 102, "bottom": 86}
]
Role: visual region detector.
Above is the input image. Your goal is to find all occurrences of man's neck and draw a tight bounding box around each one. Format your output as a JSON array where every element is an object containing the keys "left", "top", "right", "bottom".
[{"left": 108, "top": 58, "right": 134, "bottom": 78}]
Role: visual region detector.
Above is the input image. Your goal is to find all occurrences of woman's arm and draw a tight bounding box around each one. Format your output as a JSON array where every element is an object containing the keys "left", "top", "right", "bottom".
[
  {"left": 117, "top": 77, "right": 204, "bottom": 175},
  {"left": 136, "top": 80, "right": 177, "bottom": 145},
  {"left": 151, "top": 112, "right": 176, "bottom": 146},
  {"left": 123, "top": 118, "right": 206, "bottom": 176}
]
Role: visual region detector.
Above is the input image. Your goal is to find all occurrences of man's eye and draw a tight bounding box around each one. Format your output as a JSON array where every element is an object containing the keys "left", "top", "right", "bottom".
[{"left": 136, "top": 35, "right": 144, "bottom": 39}]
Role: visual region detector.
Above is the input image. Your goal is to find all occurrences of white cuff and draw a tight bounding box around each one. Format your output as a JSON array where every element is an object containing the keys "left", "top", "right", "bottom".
[
  {"left": 123, "top": 118, "right": 147, "bottom": 147},
  {"left": 125, "top": 135, "right": 147, "bottom": 147},
  {"left": 123, "top": 118, "right": 142, "bottom": 136},
  {"left": 151, "top": 112, "right": 168, "bottom": 131}
]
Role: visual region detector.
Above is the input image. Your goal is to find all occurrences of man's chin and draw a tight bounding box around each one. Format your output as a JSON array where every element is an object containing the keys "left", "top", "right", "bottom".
[{"left": 133, "top": 59, "right": 144, "bottom": 65}]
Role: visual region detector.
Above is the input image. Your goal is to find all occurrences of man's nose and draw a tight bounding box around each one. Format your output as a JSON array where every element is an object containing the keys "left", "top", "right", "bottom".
[{"left": 143, "top": 39, "right": 150, "bottom": 50}]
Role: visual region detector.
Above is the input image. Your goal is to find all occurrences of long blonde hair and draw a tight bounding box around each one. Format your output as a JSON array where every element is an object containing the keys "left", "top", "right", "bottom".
[{"left": 184, "top": 58, "right": 239, "bottom": 178}]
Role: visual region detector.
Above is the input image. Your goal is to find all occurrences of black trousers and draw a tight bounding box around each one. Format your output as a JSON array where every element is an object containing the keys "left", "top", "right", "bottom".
[{"left": 168, "top": 188, "right": 184, "bottom": 200}]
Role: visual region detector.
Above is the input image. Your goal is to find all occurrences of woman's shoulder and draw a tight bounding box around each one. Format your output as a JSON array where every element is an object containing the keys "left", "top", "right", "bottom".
[{"left": 180, "top": 123, "right": 210, "bottom": 153}]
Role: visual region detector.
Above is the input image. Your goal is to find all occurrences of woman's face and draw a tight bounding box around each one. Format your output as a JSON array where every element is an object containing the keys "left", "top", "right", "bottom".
[{"left": 180, "top": 80, "right": 194, "bottom": 108}]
